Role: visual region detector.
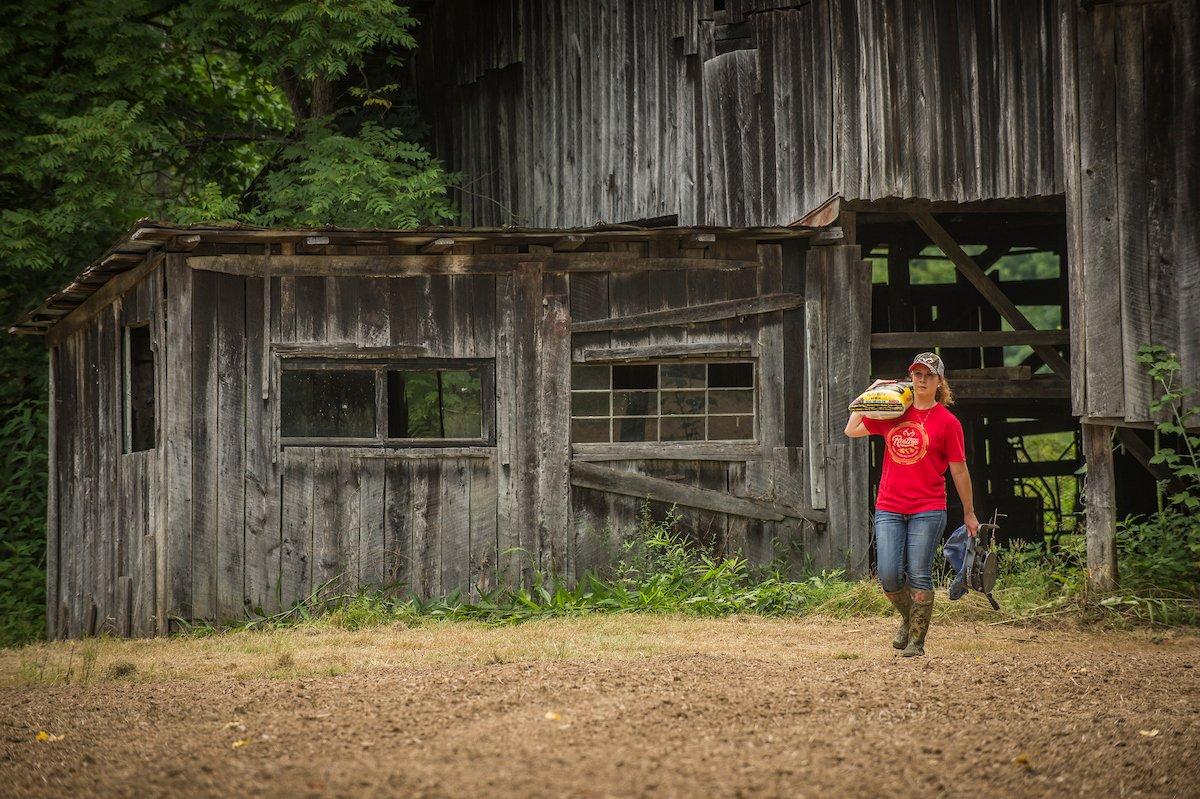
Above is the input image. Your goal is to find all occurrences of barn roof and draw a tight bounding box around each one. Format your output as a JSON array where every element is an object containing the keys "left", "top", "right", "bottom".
[{"left": 10, "top": 217, "right": 828, "bottom": 337}]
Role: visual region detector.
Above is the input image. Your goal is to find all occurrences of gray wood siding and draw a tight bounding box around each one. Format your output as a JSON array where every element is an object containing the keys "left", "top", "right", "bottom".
[
  {"left": 52, "top": 236, "right": 871, "bottom": 636},
  {"left": 49, "top": 264, "right": 164, "bottom": 638},
  {"left": 1062, "top": 0, "right": 1200, "bottom": 422},
  {"left": 416, "top": 0, "right": 1063, "bottom": 227}
]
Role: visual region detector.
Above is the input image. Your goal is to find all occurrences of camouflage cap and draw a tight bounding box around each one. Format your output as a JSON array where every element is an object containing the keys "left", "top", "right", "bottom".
[{"left": 907, "top": 351, "right": 945, "bottom": 376}]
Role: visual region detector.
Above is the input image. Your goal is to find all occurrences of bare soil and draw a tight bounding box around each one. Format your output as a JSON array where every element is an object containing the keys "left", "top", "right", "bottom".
[{"left": 1, "top": 616, "right": 1197, "bottom": 798}]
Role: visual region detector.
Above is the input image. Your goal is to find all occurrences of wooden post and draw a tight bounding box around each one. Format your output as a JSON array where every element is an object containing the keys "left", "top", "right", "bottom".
[{"left": 1082, "top": 422, "right": 1118, "bottom": 594}]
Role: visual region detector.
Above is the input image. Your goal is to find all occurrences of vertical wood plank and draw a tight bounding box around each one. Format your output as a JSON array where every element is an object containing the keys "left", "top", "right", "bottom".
[
  {"left": 215, "top": 273, "right": 246, "bottom": 620},
  {"left": 164, "top": 255, "right": 193, "bottom": 624},
  {"left": 360, "top": 457, "right": 387, "bottom": 590},
  {"left": 804, "top": 247, "right": 829, "bottom": 511},
  {"left": 280, "top": 448, "right": 314, "bottom": 607},
  {"left": 494, "top": 271, "right": 522, "bottom": 586},
  {"left": 440, "top": 459, "right": 471, "bottom": 596},
  {"left": 384, "top": 458, "right": 413, "bottom": 592},
  {"left": 243, "top": 274, "right": 277, "bottom": 614},
  {"left": 45, "top": 348, "right": 59, "bottom": 639},
  {"left": 191, "top": 269, "right": 218, "bottom": 620},
  {"left": 1115, "top": 5, "right": 1152, "bottom": 422},
  {"left": 469, "top": 457, "right": 499, "bottom": 597},
  {"left": 538, "top": 267, "right": 572, "bottom": 580},
  {"left": 1077, "top": 4, "right": 1125, "bottom": 418},
  {"left": 1083, "top": 423, "right": 1117, "bottom": 593}
]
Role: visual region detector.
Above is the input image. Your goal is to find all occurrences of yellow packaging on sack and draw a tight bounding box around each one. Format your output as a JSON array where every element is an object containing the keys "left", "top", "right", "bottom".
[{"left": 848, "top": 381, "right": 913, "bottom": 420}]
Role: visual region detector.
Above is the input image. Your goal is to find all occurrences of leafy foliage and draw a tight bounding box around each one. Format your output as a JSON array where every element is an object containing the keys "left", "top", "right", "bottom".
[{"left": 0, "top": 0, "right": 455, "bottom": 647}]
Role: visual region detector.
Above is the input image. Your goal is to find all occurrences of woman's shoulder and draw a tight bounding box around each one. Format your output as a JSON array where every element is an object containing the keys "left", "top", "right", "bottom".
[{"left": 935, "top": 403, "right": 962, "bottom": 426}]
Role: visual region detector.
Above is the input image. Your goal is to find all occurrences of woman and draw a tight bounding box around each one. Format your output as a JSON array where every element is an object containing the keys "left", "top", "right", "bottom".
[{"left": 844, "top": 352, "right": 979, "bottom": 657}]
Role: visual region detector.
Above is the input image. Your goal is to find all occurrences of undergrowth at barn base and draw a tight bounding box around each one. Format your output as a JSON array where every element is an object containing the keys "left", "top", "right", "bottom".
[{"left": 174, "top": 498, "right": 1199, "bottom": 640}]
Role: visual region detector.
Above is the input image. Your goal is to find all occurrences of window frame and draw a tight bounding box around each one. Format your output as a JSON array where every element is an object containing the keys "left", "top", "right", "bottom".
[
  {"left": 569, "top": 358, "right": 759, "bottom": 446},
  {"left": 122, "top": 322, "right": 156, "bottom": 453},
  {"left": 277, "top": 355, "right": 496, "bottom": 448}
]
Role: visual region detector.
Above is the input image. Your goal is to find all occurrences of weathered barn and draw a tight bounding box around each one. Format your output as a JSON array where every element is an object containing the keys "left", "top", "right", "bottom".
[
  {"left": 12, "top": 0, "right": 1199, "bottom": 637},
  {"left": 412, "top": 0, "right": 1200, "bottom": 589}
]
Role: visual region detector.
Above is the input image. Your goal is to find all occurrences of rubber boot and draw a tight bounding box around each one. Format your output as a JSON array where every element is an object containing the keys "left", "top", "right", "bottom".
[
  {"left": 902, "top": 588, "right": 934, "bottom": 657},
  {"left": 883, "top": 588, "right": 912, "bottom": 650}
]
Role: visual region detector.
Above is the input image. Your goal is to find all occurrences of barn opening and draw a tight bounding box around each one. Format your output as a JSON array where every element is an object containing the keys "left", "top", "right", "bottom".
[{"left": 849, "top": 201, "right": 1159, "bottom": 548}]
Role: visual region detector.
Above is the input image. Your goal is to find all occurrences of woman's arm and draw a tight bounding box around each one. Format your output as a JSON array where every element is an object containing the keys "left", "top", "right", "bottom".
[
  {"left": 844, "top": 411, "right": 870, "bottom": 438},
  {"left": 948, "top": 462, "right": 980, "bottom": 537},
  {"left": 844, "top": 379, "right": 894, "bottom": 439}
]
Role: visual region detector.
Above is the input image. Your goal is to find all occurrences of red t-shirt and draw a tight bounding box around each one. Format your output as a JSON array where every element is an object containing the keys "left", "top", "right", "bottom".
[{"left": 862, "top": 404, "right": 966, "bottom": 514}]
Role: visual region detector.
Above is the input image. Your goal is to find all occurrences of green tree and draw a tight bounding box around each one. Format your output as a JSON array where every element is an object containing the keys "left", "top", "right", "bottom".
[{"left": 0, "top": 0, "right": 455, "bottom": 645}]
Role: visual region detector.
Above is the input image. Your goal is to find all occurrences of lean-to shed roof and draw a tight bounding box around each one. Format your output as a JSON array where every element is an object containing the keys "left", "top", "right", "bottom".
[{"left": 10, "top": 217, "right": 827, "bottom": 337}]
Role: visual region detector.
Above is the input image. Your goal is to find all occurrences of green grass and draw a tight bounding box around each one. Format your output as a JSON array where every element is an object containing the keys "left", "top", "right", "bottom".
[{"left": 174, "top": 502, "right": 1197, "bottom": 640}]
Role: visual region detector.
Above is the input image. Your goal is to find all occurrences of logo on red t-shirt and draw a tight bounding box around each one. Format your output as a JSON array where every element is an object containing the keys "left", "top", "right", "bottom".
[{"left": 886, "top": 422, "right": 929, "bottom": 465}]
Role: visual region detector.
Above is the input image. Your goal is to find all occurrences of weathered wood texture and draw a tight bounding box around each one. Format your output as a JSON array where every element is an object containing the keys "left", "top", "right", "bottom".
[
  {"left": 415, "top": 0, "right": 1063, "bottom": 227},
  {"left": 50, "top": 238, "right": 876, "bottom": 633},
  {"left": 1082, "top": 423, "right": 1117, "bottom": 594},
  {"left": 1062, "top": 1, "right": 1200, "bottom": 422},
  {"left": 49, "top": 265, "right": 164, "bottom": 638},
  {"left": 804, "top": 245, "right": 871, "bottom": 575}
]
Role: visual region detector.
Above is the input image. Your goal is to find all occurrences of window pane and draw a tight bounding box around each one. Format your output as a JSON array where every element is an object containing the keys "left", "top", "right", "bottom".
[
  {"left": 708, "top": 389, "right": 754, "bottom": 414},
  {"left": 614, "top": 417, "right": 656, "bottom": 442},
  {"left": 440, "top": 370, "right": 482, "bottom": 438},
  {"left": 571, "top": 391, "right": 610, "bottom": 417},
  {"left": 388, "top": 369, "right": 484, "bottom": 439},
  {"left": 613, "top": 390, "right": 657, "bottom": 416},
  {"left": 387, "top": 370, "right": 441, "bottom": 437},
  {"left": 708, "top": 362, "right": 754, "bottom": 388},
  {"left": 708, "top": 414, "right": 754, "bottom": 440},
  {"left": 661, "top": 390, "right": 705, "bottom": 415},
  {"left": 282, "top": 370, "right": 376, "bottom": 438},
  {"left": 660, "top": 363, "right": 705, "bottom": 389},
  {"left": 612, "top": 364, "right": 658, "bottom": 390},
  {"left": 661, "top": 416, "right": 705, "bottom": 441},
  {"left": 571, "top": 418, "right": 610, "bottom": 443},
  {"left": 571, "top": 364, "right": 610, "bottom": 390}
]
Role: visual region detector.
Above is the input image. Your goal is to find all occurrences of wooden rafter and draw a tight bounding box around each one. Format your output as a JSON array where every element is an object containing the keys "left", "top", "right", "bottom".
[
  {"left": 570, "top": 462, "right": 828, "bottom": 524},
  {"left": 571, "top": 293, "right": 804, "bottom": 334},
  {"left": 910, "top": 211, "right": 1072, "bottom": 380}
]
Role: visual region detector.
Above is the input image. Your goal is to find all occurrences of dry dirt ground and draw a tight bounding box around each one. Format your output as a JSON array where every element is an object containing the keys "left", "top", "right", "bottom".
[{"left": 0, "top": 615, "right": 1197, "bottom": 799}]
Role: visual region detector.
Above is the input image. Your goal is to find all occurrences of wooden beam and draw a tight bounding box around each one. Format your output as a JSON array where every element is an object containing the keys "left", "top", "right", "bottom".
[
  {"left": 1114, "top": 427, "right": 1172, "bottom": 483},
  {"left": 273, "top": 344, "right": 430, "bottom": 359},
  {"left": 946, "top": 366, "right": 1032, "bottom": 380},
  {"left": 812, "top": 227, "right": 845, "bottom": 245},
  {"left": 552, "top": 235, "right": 585, "bottom": 252},
  {"left": 571, "top": 442, "right": 761, "bottom": 462},
  {"left": 683, "top": 232, "right": 716, "bottom": 249},
  {"left": 571, "top": 293, "right": 805, "bottom": 334},
  {"left": 187, "top": 253, "right": 761, "bottom": 276},
  {"left": 419, "top": 237, "right": 455, "bottom": 254},
  {"left": 46, "top": 254, "right": 164, "bottom": 347},
  {"left": 305, "top": 235, "right": 330, "bottom": 245},
  {"left": 570, "top": 461, "right": 828, "bottom": 524},
  {"left": 950, "top": 377, "right": 1069, "bottom": 400},
  {"left": 167, "top": 234, "right": 201, "bottom": 252},
  {"left": 911, "top": 212, "right": 1072, "bottom": 380},
  {"left": 1082, "top": 422, "right": 1118, "bottom": 594},
  {"left": 870, "top": 330, "right": 1070, "bottom": 348},
  {"left": 577, "top": 341, "right": 753, "bottom": 362}
]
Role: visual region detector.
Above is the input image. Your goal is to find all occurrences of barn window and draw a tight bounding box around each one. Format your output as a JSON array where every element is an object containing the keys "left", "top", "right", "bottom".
[
  {"left": 123, "top": 324, "right": 155, "bottom": 452},
  {"left": 569, "top": 361, "right": 756, "bottom": 444},
  {"left": 280, "top": 359, "right": 492, "bottom": 445}
]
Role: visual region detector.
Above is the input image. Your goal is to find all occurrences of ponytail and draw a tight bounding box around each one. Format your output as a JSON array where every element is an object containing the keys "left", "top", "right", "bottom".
[{"left": 936, "top": 376, "right": 955, "bottom": 407}]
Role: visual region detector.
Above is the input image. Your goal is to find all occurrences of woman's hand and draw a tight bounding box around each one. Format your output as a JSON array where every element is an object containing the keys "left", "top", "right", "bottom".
[{"left": 964, "top": 511, "right": 980, "bottom": 538}]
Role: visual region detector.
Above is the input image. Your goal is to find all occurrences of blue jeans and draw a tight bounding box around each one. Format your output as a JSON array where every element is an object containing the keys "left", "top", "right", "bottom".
[{"left": 874, "top": 510, "right": 948, "bottom": 592}]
